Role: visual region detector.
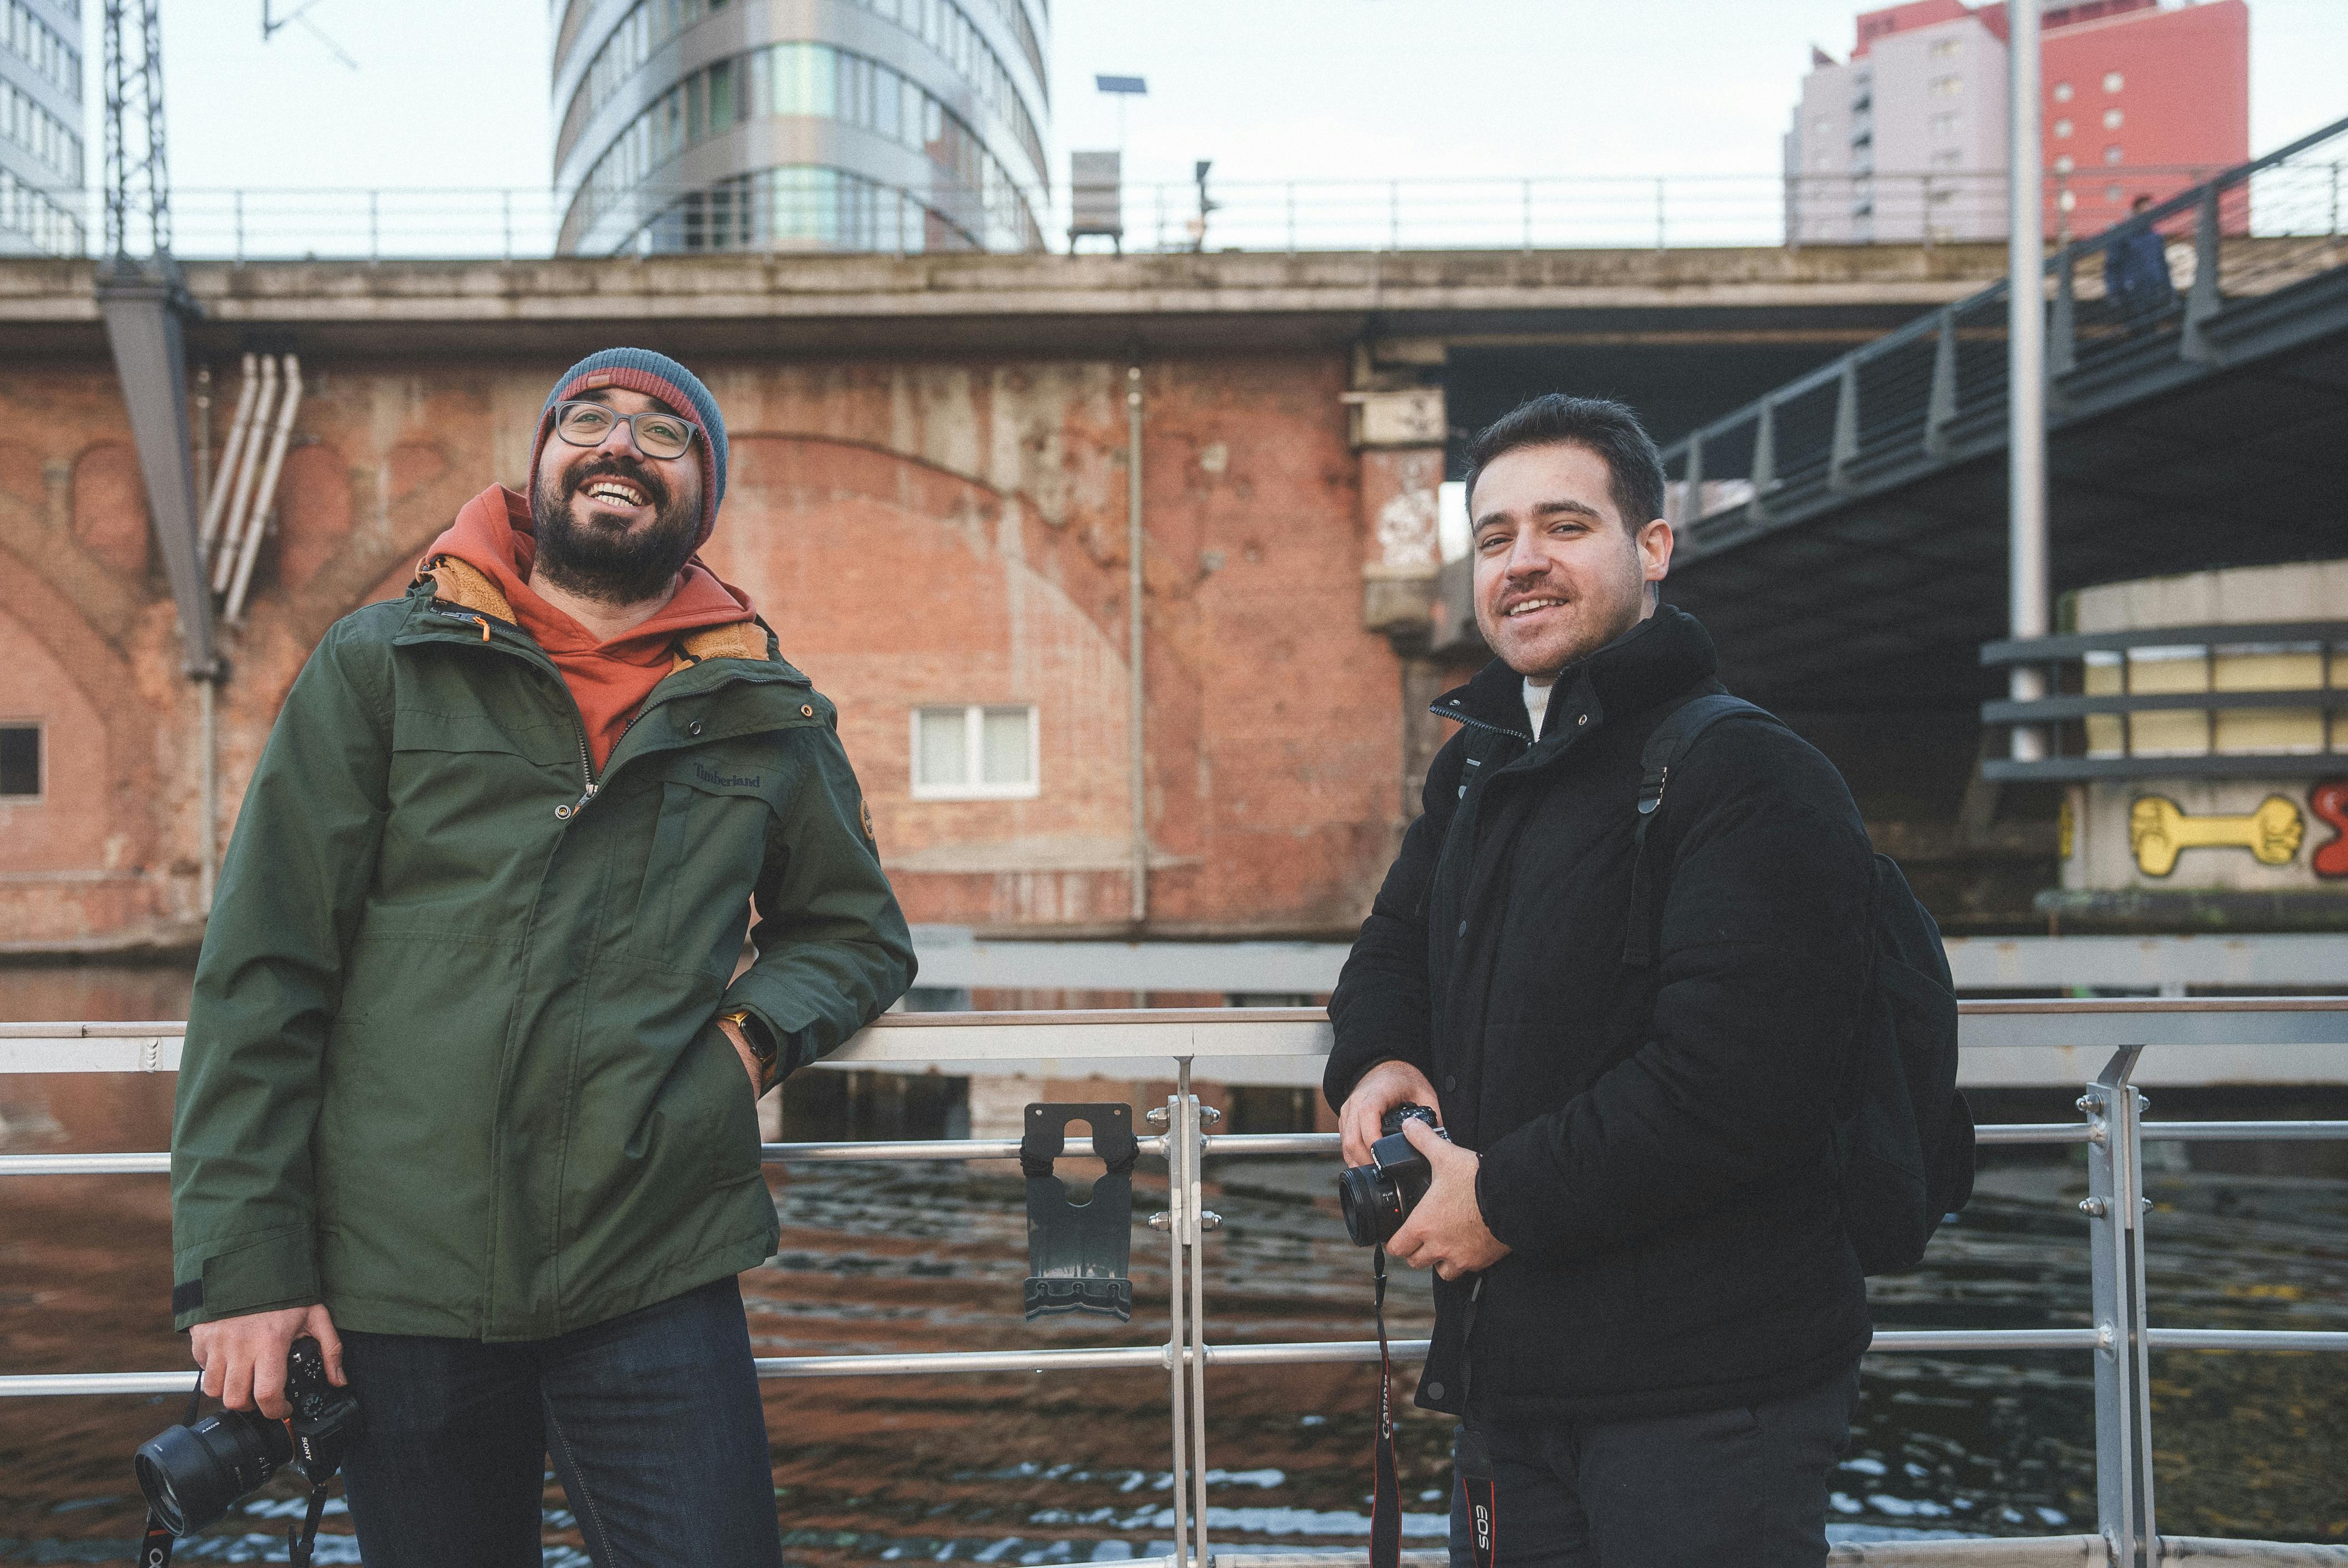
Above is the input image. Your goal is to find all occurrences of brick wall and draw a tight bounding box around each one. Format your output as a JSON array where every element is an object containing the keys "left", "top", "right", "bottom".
[{"left": 0, "top": 348, "right": 1408, "bottom": 948}]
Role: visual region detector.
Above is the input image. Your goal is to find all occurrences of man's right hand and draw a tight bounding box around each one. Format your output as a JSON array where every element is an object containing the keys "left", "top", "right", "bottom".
[
  {"left": 189, "top": 1303, "right": 346, "bottom": 1419},
  {"left": 1338, "top": 1059, "right": 1444, "bottom": 1167}
]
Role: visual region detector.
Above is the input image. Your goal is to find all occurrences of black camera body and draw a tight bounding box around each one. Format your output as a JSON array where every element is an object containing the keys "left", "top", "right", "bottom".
[
  {"left": 134, "top": 1336, "right": 362, "bottom": 1536},
  {"left": 1337, "top": 1102, "right": 1449, "bottom": 1247}
]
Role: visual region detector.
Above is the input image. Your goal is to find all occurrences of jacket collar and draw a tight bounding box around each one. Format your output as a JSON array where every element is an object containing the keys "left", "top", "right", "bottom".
[
  {"left": 1430, "top": 603, "right": 1719, "bottom": 739},
  {"left": 408, "top": 555, "right": 781, "bottom": 673}
]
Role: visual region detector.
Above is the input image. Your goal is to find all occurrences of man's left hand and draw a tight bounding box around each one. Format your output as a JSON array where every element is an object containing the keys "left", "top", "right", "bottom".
[{"left": 1385, "top": 1117, "right": 1511, "bottom": 1280}]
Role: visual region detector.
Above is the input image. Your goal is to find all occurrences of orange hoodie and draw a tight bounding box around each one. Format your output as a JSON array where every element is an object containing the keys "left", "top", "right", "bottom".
[{"left": 426, "top": 486, "right": 758, "bottom": 770}]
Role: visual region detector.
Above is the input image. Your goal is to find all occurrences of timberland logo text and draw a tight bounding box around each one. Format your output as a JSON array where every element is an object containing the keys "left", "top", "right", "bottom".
[{"left": 696, "top": 763, "right": 760, "bottom": 789}]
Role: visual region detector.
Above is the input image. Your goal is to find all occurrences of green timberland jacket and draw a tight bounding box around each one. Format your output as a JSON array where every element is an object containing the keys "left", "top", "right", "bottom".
[{"left": 170, "top": 564, "right": 914, "bottom": 1340}]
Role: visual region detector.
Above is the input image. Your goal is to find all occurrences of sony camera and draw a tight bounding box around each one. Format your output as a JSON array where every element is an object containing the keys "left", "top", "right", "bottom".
[
  {"left": 133, "top": 1336, "right": 362, "bottom": 1535},
  {"left": 1337, "top": 1102, "right": 1449, "bottom": 1247}
]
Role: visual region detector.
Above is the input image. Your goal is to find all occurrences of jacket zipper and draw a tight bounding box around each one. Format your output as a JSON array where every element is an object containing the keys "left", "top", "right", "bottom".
[{"left": 424, "top": 598, "right": 787, "bottom": 824}]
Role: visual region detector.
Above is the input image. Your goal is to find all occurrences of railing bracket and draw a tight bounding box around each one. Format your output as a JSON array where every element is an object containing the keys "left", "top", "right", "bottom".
[{"left": 1020, "top": 1102, "right": 1139, "bottom": 1321}]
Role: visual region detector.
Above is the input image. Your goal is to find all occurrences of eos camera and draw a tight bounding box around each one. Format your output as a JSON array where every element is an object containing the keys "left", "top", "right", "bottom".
[
  {"left": 1337, "top": 1102, "right": 1449, "bottom": 1247},
  {"left": 133, "top": 1337, "right": 362, "bottom": 1535}
]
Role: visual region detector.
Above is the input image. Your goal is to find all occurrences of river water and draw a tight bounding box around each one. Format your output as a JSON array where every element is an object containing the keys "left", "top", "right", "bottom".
[{"left": 3, "top": 966, "right": 2344, "bottom": 1562}]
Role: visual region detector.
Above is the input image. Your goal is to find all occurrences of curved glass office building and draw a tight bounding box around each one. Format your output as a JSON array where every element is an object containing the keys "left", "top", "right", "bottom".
[{"left": 552, "top": 0, "right": 1049, "bottom": 256}]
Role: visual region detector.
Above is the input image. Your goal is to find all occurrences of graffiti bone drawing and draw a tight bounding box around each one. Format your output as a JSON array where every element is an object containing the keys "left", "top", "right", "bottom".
[{"left": 2128, "top": 795, "right": 2305, "bottom": 877}]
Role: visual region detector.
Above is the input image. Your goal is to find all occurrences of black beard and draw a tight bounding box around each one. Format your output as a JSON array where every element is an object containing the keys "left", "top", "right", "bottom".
[{"left": 530, "top": 456, "right": 699, "bottom": 605}]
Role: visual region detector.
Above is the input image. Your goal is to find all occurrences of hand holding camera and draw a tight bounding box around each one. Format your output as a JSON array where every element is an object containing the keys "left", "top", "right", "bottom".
[{"left": 1336, "top": 1065, "right": 1511, "bottom": 1279}]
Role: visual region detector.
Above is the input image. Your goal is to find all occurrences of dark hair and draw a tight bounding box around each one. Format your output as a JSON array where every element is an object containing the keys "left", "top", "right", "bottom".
[{"left": 1461, "top": 394, "right": 1666, "bottom": 537}]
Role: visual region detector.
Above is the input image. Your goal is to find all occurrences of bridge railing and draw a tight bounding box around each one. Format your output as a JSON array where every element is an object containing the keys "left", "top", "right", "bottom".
[
  {"left": 8, "top": 162, "right": 2335, "bottom": 263},
  {"left": 4, "top": 999, "right": 2348, "bottom": 1565},
  {"left": 1661, "top": 114, "right": 2348, "bottom": 566}
]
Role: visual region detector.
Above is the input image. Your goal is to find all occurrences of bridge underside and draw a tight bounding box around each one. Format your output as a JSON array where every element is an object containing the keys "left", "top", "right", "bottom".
[{"left": 1671, "top": 319, "right": 2348, "bottom": 714}]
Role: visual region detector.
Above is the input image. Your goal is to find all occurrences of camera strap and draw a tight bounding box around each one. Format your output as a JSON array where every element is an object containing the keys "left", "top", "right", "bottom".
[
  {"left": 286, "top": 1479, "right": 332, "bottom": 1568},
  {"left": 139, "top": 1375, "right": 204, "bottom": 1568},
  {"left": 1370, "top": 1249, "right": 1400, "bottom": 1568}
]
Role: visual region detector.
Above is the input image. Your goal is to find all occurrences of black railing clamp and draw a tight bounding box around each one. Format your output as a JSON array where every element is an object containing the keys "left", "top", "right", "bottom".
[{"left": 1020, "top": 1102, "right": 1138, "bottom": 1321}]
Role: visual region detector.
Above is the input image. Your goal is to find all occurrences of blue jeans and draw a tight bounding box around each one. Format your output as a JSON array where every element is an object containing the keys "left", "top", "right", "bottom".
[
  {"left": 1448, "top": 1364, "right": 1860, "bottom": 1567},
  {"left": 337, "top": 1277, "right": 781, "bottom": 1568}
]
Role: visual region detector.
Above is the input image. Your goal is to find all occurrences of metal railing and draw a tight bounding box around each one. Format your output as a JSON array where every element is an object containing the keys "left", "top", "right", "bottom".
[
  {"left": 7, "top": 162, "right": 2341, "bottom": 263},
  {"left": 1661, "top": 116, "right": 2348, "bottom": 565},
  {"left": 6, "top": 1000, "right": 2348, "bottom": 1566},
  {"left": 1980, "top": 621, "right": 2348, "bottom": 781}
]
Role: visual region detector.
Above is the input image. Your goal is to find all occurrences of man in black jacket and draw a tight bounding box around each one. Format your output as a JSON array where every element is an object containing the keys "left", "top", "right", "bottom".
[{"left": 1326, "top": 395, "right": 1875, "bottom": 1566}]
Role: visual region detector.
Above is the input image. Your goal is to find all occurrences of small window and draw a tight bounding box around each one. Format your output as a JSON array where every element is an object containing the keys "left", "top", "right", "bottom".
[
  {"left": 912, "top": 705, "right": 1038, "bottom": 800},
  {"left": 1930, "top": 110, "right": 1959, "bottom": 134},
  {"left": 1930, "top": 37, "right": 1960, "bottom": 58},
  {"left": 2105, "top": 144, "right": 2125, "bottom": 165},
  {"left": 2054, "top": 153, "right": 2075, "bottom": 174},
  {"left": 0, "top": 724, "right": 39, "bottom": 799},
  {"left": 2103, "top": 71, "right": 2124, "bottom": 93},
  {"left": 2053, "top": 117, "right": 2072, "bottom": 139},
  {"left": 2105, "top": 183, "right": 2125, "bottom": 205},
  {"left": 2104, "top": 107, "right": 2123, "bottom": 130},
  {"left": 2058, "top": 188, "right": 2078, "bottom": 212},
  {"left": 1929, "top": 74, "right": 1961, "bottom": 96}
]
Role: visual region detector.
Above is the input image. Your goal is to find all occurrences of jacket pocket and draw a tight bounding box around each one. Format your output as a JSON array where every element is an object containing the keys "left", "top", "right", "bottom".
[{"left": 626, "top": 757, "right": 774, "bottom": 976}]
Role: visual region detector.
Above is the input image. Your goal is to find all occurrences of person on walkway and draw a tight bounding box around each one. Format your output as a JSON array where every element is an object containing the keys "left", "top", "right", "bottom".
[
  {"left": 2104, "top": 193, "right": 2177, "bottom": 329},
  {"left": 1326, "top": 395, "right": 1876, "bottom": 1566},
  {"left": 170, "top": 347, "right": 915, "bottom": 1566}
]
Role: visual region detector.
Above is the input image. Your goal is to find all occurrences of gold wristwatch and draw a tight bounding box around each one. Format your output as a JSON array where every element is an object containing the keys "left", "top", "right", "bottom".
[{"left": 721, "top": 1009, "right": 778, "bottom": 1070}]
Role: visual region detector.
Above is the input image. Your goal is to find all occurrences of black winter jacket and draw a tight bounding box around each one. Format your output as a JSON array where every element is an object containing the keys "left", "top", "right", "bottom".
[{"left": 1325, "top": 605, "right": 1874, "bottom": 1426}]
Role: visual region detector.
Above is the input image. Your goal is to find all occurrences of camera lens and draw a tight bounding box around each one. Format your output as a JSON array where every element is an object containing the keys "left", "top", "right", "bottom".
[
  {"left": 133, "top": 1409, "right": 292, "bottom": 1535},
  {"left": 1337, "top": 1163, "right": 1400, "bottom": 1248}
]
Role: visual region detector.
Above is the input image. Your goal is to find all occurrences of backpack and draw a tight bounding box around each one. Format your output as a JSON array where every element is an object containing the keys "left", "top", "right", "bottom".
[{"left": 1620, "top": 694, "right": 1975, "bottom": 1276}]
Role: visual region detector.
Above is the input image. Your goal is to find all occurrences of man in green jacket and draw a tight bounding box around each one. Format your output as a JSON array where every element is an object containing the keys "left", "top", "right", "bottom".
[{"left": 171, "top": 347, "right": 915, "bottom": 1566}]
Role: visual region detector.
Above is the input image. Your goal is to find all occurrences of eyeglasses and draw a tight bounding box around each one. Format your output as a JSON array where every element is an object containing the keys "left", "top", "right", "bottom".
[{"left": 549, "top": 400, "right": 701, "bottom": 461}]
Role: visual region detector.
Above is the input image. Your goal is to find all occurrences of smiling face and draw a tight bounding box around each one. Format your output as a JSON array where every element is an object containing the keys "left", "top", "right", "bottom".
[
  {"left": 1468, "top": 441, "right": 1673, "bottom": 679},
  {"left": 528, "top": 387, "right": 706, "bottom": 605}
]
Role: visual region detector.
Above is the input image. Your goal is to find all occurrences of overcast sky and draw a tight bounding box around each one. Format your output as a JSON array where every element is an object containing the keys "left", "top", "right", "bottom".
[{"left": 138, "top": 2, "right": 2348, "bottom": 218}]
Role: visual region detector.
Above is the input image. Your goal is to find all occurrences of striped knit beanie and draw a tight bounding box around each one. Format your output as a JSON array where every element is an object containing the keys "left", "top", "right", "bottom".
[{"left": 534, "top": 348, "right": 729, "bottom": 548}]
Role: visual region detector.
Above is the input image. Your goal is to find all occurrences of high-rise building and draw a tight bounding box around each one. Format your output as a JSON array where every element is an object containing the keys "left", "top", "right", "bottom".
[
  {"left": 551, "top": 0, "right": 1050, "bottom": 256},
  {"left": 1785, "top": 0, "right": 2248, "bottom": 245},
  {"left": 0, "top": 0, "right": 85, "bottom": 256}
]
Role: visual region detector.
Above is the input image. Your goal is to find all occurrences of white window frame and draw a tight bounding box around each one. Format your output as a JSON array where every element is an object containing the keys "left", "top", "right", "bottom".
[
  {"left": 0, "top": 719, "right": 42, "bottom": 803},
  {"left": 909, "top": 704, "right": 1040, "bottom": 801}
]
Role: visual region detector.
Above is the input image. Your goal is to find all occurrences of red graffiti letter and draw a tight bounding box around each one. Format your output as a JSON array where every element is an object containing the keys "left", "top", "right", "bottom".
[{"left": 2312, "top": 780, "right": 2348, "bottom": 879}]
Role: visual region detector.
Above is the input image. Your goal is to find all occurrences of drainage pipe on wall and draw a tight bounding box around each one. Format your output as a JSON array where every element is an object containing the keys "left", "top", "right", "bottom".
[
  {"left": 225, "top": 355, "right": 302, "bottom": 626},
  {"left": 198, "top": 353, "right": 260, "bottom": 559},
  {"left": 1127, "top": 362, "right": 1147, "bottom": 928},
  {"left": 210, "top": 354, "right": 278, "bottom": 594}
]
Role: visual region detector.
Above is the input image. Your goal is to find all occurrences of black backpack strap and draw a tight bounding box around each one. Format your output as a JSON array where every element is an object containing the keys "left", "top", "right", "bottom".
[{"left": 1621, "top": 694, "right": 1773, "bottom": 968}]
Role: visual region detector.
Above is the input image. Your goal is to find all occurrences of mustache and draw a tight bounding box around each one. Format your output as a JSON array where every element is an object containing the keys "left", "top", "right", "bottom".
[{"left": 564, "top": 456, "right": 670, "bottom": 510}]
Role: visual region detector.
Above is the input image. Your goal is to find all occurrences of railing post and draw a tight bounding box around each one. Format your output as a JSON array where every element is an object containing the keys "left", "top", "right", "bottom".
[
  {"left": 2050, "top": 248, "right": 2077, "bottom": 378},
  {"left": 1827, "top": 360, "right": 1861, "bottom": 493},
  {"left": 234, "top": 190, "right": 244, "bottom": 264},
  {"left": 2181, "top": 183, "right": 2223, "bottom": 363},
  {"left": 1159, "top": 1072, "right": 1194, "bottom": 1568},
  {"left": 1285, "top": 183, "right": 1296, "bottom": 256},
  {"left": 1389, "top": 180, "right": 1400, "bottom": 251},
  {"left": 1180, "top": 1064, "right": 1211, "bottom": 1568},
  {"left": 1681, "top": 430, "right": 1705, "bottom": 526},
  {"left": 1522, "top": 178, "right": 1532, "bottom": 253},
  {"left": 369, "top": 189, "right": 380, "bottom": 263},
  {"left": 503, "top": 190, "right": 514, "bottom": 261},
  {"left": 1926, "top": 308, "right": 1959, "bottom": 458},
  {"left": 1655, "top": 176, "right": 1666, "bottom": 251},
  {"left": 2082, "top": 1048, "right": 2158, "bottom": 1568},
  {"left": 1746, "top": 399, "right": 1777, "bottom": 525}
]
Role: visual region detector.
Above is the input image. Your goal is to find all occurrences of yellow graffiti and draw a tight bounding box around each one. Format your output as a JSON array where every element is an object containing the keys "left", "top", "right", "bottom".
[{"left": 2129, "top": 795, "right": 2304, "bottom": 877}]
